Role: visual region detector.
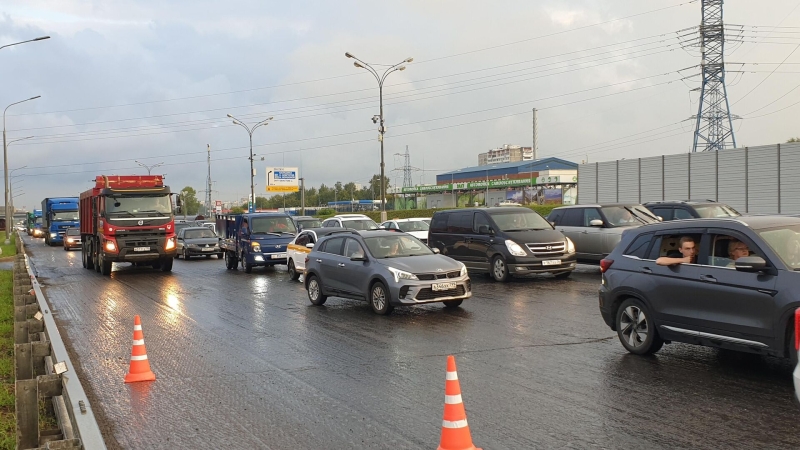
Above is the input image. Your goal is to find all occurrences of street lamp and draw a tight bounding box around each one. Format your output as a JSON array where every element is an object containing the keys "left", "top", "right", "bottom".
[
  {"left": 227, "top": 113, "right": 273, "bottom": 213},
  {"left": 0, "top": 36, "right": 50, "bottom": 51},
  {"left": 134, "top": 160, "right": 164, "bottom": 175},
  {"left": 345, "top": 52, "right": 413, "bottom": 222},
  {"left": 4, "top": 96, "right": 40, "bottom": 244}
]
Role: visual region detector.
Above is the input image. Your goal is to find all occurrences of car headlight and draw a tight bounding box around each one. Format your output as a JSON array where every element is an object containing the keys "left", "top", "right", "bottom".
[
  {"left": 387, "top": 266, "right": 418, "bottom": 283},
  {"left": 505, "top": 240, "right": 527, "bottom": 257},
  {"left": 67, "top": 238, "right": 74, "bottom": 243},
  {"left": 460, "top": 263, "right": 467, "bottom": 277},
  {"left": 251, "top": 242, "right": 261, "bottom": 253},
  {"left": 566, "top": 237, "right": 575, "bottom": 254}
]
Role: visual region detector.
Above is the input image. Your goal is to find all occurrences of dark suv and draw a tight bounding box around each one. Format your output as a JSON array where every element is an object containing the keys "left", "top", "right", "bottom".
[
  {"left": 428, "top": 207, "right": 576, "bottom": 281},
  {"left": 643, "top": 200, "right": 739, "bottom": 221},
  {"left": 599, "top": 216, "right": 800, "bottom": 363}
]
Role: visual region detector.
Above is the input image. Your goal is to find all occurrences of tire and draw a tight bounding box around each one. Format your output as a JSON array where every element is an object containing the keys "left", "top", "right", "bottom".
[
  {"left": 63, "top": 245, "right": 68, "bottom": 251},
  {"left": 554, "top": 271, "right": 572, "bottom": 279},
  {"left": 288, "top": 259, "right": 300, "bottom": 281},
  {"left": 491, "top": 255, "right": 510, "bottom": 282},
  {"left": 205, "top": 254, "right": 211, "bottom": 259},
  {"left": 217, "top": 253, "right": 224, "bottom": 259},
  {"left": 85, "top": 243, "right": 94, "bottom": 270},
  {"left": 81, "top": 244, "right": 87, "bottom": 268},
  {"left": 151, "top": 260, "right": 162, "bottom": 270},
  {"left": 789, "top": 324, "right": 799, "bottom": 367},
  {"left": 306, "top": 275, "right": 327, "bottom": 305},
  {"left": 443, "top": 299, "right": 463, "bottom": 308},
  {"left": 99, "top": 252, "right": 112, "bottom": 276},
  {"left": 183, "top": 249, "right": 189, "bottom": 260},
  {"left": 244, "top": 261, "right": 253, "bottom": 273},
  {"left": 616, "top": 298, "right": 663, "bottom": 355},
  {"left": 93, "top": 241, "right": 101, "bottom": 273},
  {"left": 160, "top": 258, "right": 173, "bottom": 272},
  {"left": 370, "top": 281, "right": 394, "bottom": 315}
]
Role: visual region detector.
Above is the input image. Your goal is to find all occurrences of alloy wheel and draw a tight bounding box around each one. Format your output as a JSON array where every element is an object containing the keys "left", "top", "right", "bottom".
[{"left": 619, "top": 305, "right": 648, "bottom": 349}]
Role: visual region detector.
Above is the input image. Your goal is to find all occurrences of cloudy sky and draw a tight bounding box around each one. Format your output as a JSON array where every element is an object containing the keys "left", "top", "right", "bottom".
[{"left": 1, "top": 0, "right": 799, "bottom": 209}]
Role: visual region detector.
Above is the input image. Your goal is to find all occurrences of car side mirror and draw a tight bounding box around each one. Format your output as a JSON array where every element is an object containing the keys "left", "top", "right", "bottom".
[
  {"left": 549, "top": 221, "right": 556, "bottom": 227},
  {"left": 350, "top": 255, "right": 367, "bottom": 262},
  {"left": 478, "top": 225, "right": 493, "bottom": 235},
  {"left": 379, "top": 225, "right": 386, "bottom": 229},
  {"left": 306, "top": 243, "right": 314, "bottom": 249},
  {"left": 432, "top": 248, "right": 441, "bottom": 254},
  {"left": 735, "top": 256, "right": 767, "bottom": 272},
  {"left": 657, "top": 216, "right": 664, "bottom": 222},
  {"left": 589, "top": 219, "right": 604, "bottom": 227}
]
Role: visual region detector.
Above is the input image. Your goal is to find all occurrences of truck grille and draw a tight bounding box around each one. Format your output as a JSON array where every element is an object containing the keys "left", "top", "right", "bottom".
[
  {"left": 122, "top": 238, "right": 159, "bottom": 248},
  {"left": 415, "top": 271, "right": 461, "bottom": 280},
  {"left": 525, "top": 241, "right": 566, "bottom": 257},
  {"left": 415, "top": 285, "right": 466, "bottom": 300}
]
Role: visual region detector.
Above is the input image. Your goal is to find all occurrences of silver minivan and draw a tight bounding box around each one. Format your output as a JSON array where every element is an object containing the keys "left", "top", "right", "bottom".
[{"left": 548, "top": 204, "right": 660, "bottom": 263}]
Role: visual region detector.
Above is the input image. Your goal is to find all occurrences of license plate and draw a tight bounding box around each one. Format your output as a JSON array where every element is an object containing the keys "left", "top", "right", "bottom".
[
  {"left": 201, "top": 247, "right": 214, "bottom": 252},
  {"left": 542, "top": 260, "right": 562, "bottom": 266},
  {"left": 432, "top": 282, "right": 457, "bottom": 291},
  {"left": 271, "top": 253, "right": 287, "bottom": 259},
  {"left": 133, "top": 247, "right": 150, "bottom": 252}
]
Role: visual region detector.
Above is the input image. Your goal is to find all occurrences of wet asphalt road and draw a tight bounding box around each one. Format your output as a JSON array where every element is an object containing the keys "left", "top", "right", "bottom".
[{"left": 22, "top": 235, "right": 800, "bottom": 449}]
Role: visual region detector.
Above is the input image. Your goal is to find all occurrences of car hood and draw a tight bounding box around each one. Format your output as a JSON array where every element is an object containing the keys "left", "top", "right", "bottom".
[
  {"left": 501, "top": 228, "right": 566, "bottom": 243},
  {"left": 184, "top": 237, "right": 219, "bottom": 245},
  {"left": 376, "top": 254, "right": 463, "bottom": 272},
  {"left": 402, "top": 230, "right": 428, "bottom": 239}
]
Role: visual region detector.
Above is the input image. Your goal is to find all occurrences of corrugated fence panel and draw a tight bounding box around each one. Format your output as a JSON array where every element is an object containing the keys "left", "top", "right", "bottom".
[
  {"left": 689, "top": 151, "right": 717, "bottom": 201},
  {"left": 577, "top": 164, "right": 596, "bottom": 204},
  {"left": 747, "top": 145, "right": 779, "bottom": 214},
  {"left": 597, "top": 161, "right": 618, "bottom": 203},
  {"left": 617, "top": 159, "right": 640, "bottom": 203},
  {"left": 663, "top": 153, "right": 689, "bottom": 200},
  {"left": 718, "top": 147, "right": 747, "bottom": 212},
  {"left": 639, "top": 156, "right": 663, "bottom": 202},
  {"left": 780, "top": 143, "right": 800, "bottom": 213}
]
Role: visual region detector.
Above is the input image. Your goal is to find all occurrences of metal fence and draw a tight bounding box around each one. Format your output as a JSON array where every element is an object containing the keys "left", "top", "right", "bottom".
[{"left": 576, "top": 142, "right": 800, "bottom": 214}]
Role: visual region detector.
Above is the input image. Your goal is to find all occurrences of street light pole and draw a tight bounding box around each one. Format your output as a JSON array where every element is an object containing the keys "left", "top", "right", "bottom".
[
  {"left": 227, "top": 114, "right": 273, "bottom": 213},
  {"left": 345, "top": 52, "right": 413, "bottom": 222},
  {"left": 0, "top": 36, "right": 50, "bottom": 51},
  {"left": 134, "top": 160, "right": 164, "bottom": 175},
  {"left": 4, "top": 96, "right": 40, "bottom": 244}
]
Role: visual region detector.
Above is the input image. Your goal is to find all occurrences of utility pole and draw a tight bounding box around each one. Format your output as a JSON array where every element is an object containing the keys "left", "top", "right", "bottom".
[
  {"left": 691, "top": 0, "right": 737, "bottom": 152},
  {"left": 207, "top": 144, "right": 212, "bottom": 217},
  {"left": 532, "top": 108, "right": 539, "bottom": 160},
  {"left": 300, "top": 177, "right": 305, "bottom": 216}
]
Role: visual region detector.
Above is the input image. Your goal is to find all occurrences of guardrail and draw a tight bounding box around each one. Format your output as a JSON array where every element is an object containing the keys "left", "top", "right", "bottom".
[{"left": 13, "top": 235, "right": 106, "bottom": 450}]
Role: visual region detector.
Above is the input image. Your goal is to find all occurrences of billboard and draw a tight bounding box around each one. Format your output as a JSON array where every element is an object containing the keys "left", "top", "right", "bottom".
[{"left": 266, "top": 167, "right": 299, "bottom": 192}]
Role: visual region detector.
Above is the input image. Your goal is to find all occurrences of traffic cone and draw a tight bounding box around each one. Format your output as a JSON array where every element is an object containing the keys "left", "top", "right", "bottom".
[
  {"left": 124, "top": 315, "right": 156, "bottom": 383},
  {"left": 437, "top": 355, "right": 481, "bottom": 450}
]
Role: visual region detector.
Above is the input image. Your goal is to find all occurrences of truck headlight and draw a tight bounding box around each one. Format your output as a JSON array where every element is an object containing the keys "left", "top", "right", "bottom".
[
  {"left": 388, "top": 267, "right": 418, "bottom": 283},
  {"left": 105, "top": 240, "right": 117, "bottom": 252},
  {"left": 565, "top": 237, "right": 575, "bottom": 254},
  {"left": 50, "top": 233, "right": 57, "bottom": 238},
  {"left": 505, "top": 240, "right": 527, "bottom": 257},
  {"left": 165, "top": 238, "right": 176, "bottom": 250},
  {"left": 251, "top": 242, "right": 261, "bottom": 253}
]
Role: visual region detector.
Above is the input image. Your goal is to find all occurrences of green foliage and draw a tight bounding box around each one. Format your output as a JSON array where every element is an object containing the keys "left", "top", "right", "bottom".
[
  {"left": 317, "top": 208, "right": 335, "bottom": 216},
  {"left": 787, "top": 137, "right": 800, "bottom": 143},
  {"left": 0, "top": 270, "right": 13, "bottom": 449},
  {"left": 179, "top": 186, "right": 202, "bottom": 215},
  {"left": 230, "top": 206, "right": 245, "bottom": 214}
]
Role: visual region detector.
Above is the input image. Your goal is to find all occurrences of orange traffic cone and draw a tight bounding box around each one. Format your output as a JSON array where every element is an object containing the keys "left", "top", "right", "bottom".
[
  {"left": 124, "top": 315, "right": 156, "bottom": 383},
  {"left": 437, "top": 355, "right": 481, "bottom": 450}
]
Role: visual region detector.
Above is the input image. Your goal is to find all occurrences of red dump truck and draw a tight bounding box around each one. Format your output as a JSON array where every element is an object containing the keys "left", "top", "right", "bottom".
[{"left": 80, "top": 175, "right": 179, "bottom": 276}]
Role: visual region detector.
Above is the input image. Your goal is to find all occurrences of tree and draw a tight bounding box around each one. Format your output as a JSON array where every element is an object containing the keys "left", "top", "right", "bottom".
[
  {"left": 230, "top": 206, "right": 244, "bottom": 214},
  {"left": 788, "top": 137, "right": 800, "bottom": 143},
  {"left": 180, "top": 186, "right": 202, "bottom": 215}
]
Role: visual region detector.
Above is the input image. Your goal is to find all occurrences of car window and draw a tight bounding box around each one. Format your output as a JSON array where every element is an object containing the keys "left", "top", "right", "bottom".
[
  {"left": 364, "top": 235, "right": 432, "bottom": 258},
  {"left": 184, "top": 229, "right": 216, "bottom": 239},
  {"left": 695, "top": 205, "right": 740, "bottom": 218},
  {"left": 319, "top": 237, "right": 345, "bottom": 256},
  {"left": 706, "top": 233, "right": 761, "bottom": 268},
  {"left": 446, "top": 212, "right": 473, "bottom": 234},
  {"left": 650, "top": 207, "right": 672, "bottom": 221},
  {"left": 473, "top": 213, "right": 491, "bottom": 233},
  {"left": 295, "top": 233, "right": 310, "bottom": 246},
  {"left": 674, "top": 209, "right": 694, "bottom": 220},
  {"left": 430, "top": 214, "right": 447, "bottom": 233},
  {"left": 584, "top": 208, "right": 603, "bottom": 227},
  {"left": 343, "top": 238, "right": 365, "bottom": 259},
  {"left": 397, "top": 221, "right": 429, "bottom": 232},
  {"left": 650, "top": 233, "right": 702, "bottom": 259},
  {"left": 548, "top": 209, "right": 564, "bottom": 224},
  {"left": 757, "top": 224, "right": 800, "bottom": 270},
  {"left": 488, "top": 209, "right": 551, "bottom": 231},
  {"left": 600, "top": 206, "right": 649, "bottom": 227},
  {"left": 624, "top": 233, "right": 654, "bottom": 259},
  {"left": 561, "top": 209, "right": 583, "bottom": 227},
  {"left": 66, "top": 228, "right": 81, "bottom": 236}
]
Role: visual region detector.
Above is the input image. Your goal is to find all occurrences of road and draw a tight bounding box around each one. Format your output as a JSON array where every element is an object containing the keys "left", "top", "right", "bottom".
[{"left": 24, "top": 235, "right": 799, "bottom": 449}]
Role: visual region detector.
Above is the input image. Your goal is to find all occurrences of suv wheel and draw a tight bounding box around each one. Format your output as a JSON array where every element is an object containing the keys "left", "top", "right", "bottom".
[
  {"left": 616, "top": 298, "right": 663, "bottom": 355},
  {"left": 307, "top": 275, "right": 327, "bottom": 305},
  {"left": 370, "top": 281, "right": 394, "bottom": 315},
  {"left": 443, "top": 299, "right": 463, "bottom": 308},
  {"left": 491, "top": 255, "right": 510, "bottom": 282}
]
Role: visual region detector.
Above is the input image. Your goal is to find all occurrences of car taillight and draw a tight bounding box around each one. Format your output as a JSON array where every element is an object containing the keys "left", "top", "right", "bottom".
[
  {"left": 795, "top": 308, "right": 800, "bottom": 351},
  {"left": 600, "top": 258, "right": 614, "bottom": 273}
]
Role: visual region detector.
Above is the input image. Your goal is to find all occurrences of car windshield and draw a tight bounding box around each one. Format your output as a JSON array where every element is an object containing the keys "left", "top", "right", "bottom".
[
  {"left": 106, "top": 195, "right": 172, "bottom": 216},
  {"left": 343, "top": 219, "right": 379, "bottom": 230},
  {"left": 488, "top": 209, "right": 551, "bottom": 231},
  {"left": 695, "top": 204, "right": 740, "bottom": 218},
  {"left": 52, "top": 211, "right": 79, "bottom": 221},
  {"left": 184, "top": 229, "right": 216, "bottom": 239},
  {"left": 66, "top": 228, "right": 80, "bottom": 236},
  {"left": 756, "top": 224, "right": 800, "bottom": 270},
  {"left": 250, "top": 217, "right": 297, "bottom": 234},
  {"left": 601, "top": 206, "right": 658, "bottom": 227},
  {"left": 364, "top": 235, "right": 433, "bottom": 258},
  {"left": 397, "top": 221, "right": 429, "bottom": 232},
  {"left": 298, "top": 219, "right": 322, "bottom": 228},
  {"left": 34, "top": 217, "right": 42, "bottom": 224}
]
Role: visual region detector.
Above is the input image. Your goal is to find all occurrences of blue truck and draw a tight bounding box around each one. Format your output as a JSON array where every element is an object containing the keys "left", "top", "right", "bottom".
[
  {"left": 28, "top": 210, "right": 43, "bottom": 237},
  {"left": 41, "top": 197, "right": 80, "bottom": 246},
  {"left": 216, "top": 212, "right": 297, "bottom": 273}
]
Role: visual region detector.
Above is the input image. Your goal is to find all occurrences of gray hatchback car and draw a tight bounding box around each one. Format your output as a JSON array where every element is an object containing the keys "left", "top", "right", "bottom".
[
  {"left": 304, "top": 230, "right": 471, "bottom": 315},
  {"left": 599, "top": 216, "right": 800, "bottom": 363}
]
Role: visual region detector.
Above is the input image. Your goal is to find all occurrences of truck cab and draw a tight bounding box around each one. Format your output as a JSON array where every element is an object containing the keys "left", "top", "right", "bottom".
[
  {"left": 42, "top": 197, "right": 80, "bottom": 246},
  {"left": 28, "top": 210, "right": 43, "bottom": 237},
  {"left": 217, "top": 213, "right": 297, "bottom": 273}
]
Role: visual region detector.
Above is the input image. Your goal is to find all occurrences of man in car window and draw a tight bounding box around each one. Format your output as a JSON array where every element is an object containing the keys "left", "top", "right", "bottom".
[
  {"left": 727, "top": 240, "right": 750, "bottom": 267},
  {"left": 656, "top": 236, "right": 696, "bottom": 266}
]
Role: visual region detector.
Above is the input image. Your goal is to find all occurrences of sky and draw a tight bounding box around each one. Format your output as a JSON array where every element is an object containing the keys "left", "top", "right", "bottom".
[{"left": 1, "top": 0, "right": 799, "bottom": 210}]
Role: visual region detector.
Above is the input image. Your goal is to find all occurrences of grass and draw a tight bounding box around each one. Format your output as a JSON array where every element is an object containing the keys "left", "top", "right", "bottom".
[
  {"left": 0, "top": 271, "right": 14, "bottom": 449},
  {"left": 0, "top": 232, "right": 17, "bottom": 258}
]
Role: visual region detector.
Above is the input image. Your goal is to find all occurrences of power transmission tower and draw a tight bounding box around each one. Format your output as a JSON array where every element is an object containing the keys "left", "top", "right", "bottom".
[
  {"left": 402, "top": 146, "right": 413, "bottom": 190},
  {"left": 691, "top": 0, "right": 737, "bottom": 152}
]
